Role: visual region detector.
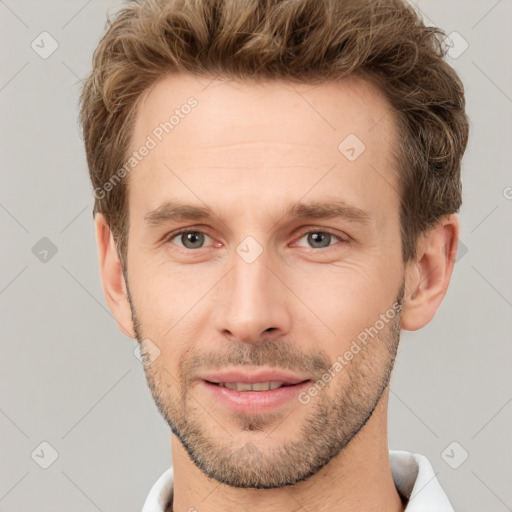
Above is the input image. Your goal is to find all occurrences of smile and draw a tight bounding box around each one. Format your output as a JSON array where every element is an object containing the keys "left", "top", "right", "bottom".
[{"left": 213, "top": 381, "right": 296, "bottom": 391}]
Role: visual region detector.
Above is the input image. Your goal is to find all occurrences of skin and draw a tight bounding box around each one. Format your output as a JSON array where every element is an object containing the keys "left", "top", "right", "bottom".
[{"left": 95, "top": 74, "right": 459, "bottom": 512}]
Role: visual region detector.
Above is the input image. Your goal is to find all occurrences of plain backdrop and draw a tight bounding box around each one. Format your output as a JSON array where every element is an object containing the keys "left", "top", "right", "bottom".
[{"left": 1, "top": 0, "right": 511, "bottom": 511}]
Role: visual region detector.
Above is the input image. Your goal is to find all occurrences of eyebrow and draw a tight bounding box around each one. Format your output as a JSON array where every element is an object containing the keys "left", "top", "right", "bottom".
[{"left": 144, "top": 199, "right": 372, "bottom": 227}]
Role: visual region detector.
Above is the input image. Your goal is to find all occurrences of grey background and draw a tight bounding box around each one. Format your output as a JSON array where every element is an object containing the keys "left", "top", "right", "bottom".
[{"left": 1, "top": 0, "right": 511, "bottom": 510}]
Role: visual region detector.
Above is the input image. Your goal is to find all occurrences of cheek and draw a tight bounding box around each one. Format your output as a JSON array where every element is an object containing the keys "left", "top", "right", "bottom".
[
  {"left": 132, "top": 256, "right": 192, "bottom": 304},
  {"left": 287, "top": 261, "right": 399, "bottom": 350},
  {"left": 129, "top": 260, "right": 217, "bottom": 340}
]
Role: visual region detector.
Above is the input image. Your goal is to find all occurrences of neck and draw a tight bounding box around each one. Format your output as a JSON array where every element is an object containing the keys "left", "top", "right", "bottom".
[{"left": 170, "top": 388, "right": 404, "bottom": 512}]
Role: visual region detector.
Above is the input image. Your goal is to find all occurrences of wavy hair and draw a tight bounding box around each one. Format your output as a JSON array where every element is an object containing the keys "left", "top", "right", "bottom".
[{"left": 80, "top": 0, "right": 469, "bottom": 267}]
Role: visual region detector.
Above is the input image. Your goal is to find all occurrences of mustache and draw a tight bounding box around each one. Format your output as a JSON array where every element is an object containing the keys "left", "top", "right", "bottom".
[{"left": 180, "top": 339, "right": 332, "bottom": 383}]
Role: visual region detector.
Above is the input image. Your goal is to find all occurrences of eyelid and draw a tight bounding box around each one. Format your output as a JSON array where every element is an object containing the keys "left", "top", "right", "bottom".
[
  {"left": 165, "top": 227, "right": 216, "bottom": 248},
  {"left": 164, "top": 225, "right": 350, "bottom": 251},
  {"left": 293, "top": 226, "right": 348, "bottom": 238},
  {"left": 291, "top": 227, "right": 349, "bottom": 247}
]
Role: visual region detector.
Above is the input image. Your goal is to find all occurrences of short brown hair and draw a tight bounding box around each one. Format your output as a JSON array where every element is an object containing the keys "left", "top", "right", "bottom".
[{"left": 80, "top": 0, "right": 469, "bottom": 269}]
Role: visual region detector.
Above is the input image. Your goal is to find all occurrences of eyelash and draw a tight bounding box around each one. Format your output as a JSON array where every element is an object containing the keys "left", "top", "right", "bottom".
[{"left": 164, "top": 227, "right": 348, "bottom": 250}]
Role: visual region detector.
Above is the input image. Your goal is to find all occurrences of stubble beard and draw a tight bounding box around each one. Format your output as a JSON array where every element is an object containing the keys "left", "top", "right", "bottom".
[{"left": 127, "top": 277, "right": 404, "bottom": 489}]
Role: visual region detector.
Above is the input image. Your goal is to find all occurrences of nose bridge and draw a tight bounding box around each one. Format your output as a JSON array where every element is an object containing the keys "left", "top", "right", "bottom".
[{"left": 214, "top": 239, "right": 290, "bottom": 342}]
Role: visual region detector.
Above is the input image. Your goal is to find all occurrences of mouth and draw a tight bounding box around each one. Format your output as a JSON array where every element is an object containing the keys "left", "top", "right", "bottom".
[
  {"left": 206, "top": 381, "right": 305, "bottom": 391},
  {"left": 198, "top": 370, "right": 312, "bottom": 413}
]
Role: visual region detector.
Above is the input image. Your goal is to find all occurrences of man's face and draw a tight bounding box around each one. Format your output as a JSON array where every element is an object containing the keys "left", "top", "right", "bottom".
[{"left": 124, "top": 74, "right": 406, "bottom": 488}]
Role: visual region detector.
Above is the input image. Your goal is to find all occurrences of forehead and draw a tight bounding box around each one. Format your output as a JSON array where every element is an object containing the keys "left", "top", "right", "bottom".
[
  {"left": 127, "top": 74, "right": 399, "bottom": 226},
  {"left": 132, "top": 73, "right": 395, "bottom": 151}
]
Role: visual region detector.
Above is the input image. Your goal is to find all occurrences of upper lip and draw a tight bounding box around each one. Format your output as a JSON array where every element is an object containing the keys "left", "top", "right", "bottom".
[{"left": 200, "top": 369, "right": 311, "bottom": 385}]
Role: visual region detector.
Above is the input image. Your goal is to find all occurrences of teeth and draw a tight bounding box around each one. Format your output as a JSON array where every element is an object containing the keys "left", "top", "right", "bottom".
[{"left": 219, "top": 381, "right": 285, "bottom": 391}]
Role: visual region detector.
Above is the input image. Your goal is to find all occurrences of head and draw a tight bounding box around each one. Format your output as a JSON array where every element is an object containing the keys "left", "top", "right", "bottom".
[{"left": 81, "top": 0, "right": 468, "bottom": 489}]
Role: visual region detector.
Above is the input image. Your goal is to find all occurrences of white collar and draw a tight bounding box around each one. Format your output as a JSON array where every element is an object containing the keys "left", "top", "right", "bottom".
[
  {"left": 389, "top": 450, "right": 454, "bottom": 511},
  {"left": 142, "top": 450, "right": 453, "bottom": 512}
]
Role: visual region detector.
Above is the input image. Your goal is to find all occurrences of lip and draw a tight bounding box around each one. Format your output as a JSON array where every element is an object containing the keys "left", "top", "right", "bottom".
[
  {"left": 198, "top": 369, "right": 311, "bottom": 414},
  {"left": 199, "top": 369, "right": 310, "bottom": 385}
]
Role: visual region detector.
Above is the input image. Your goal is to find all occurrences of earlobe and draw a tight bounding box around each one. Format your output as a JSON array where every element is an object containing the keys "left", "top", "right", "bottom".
[
  {"left": 94, "top": 213, "right": 135, "bottom": 338},
  {"left": 401, "top": 215, "right": 459, "bottom": 331}
]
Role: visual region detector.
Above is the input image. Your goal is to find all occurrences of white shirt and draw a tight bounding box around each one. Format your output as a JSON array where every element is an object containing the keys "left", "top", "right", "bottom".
[{"left": 142, "top": 450, "right": 454, "bottom": 512}]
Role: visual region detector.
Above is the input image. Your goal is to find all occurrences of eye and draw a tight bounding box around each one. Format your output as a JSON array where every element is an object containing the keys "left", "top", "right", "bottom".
[
  {"left": 295, "top": 230, "right": 345, "bottom": 249},
  {"left": 168, "top": 230, "right": 213, "bottom": 249},
  {"left": 165, "top": 228, "right": 346, "bottom": 251}
]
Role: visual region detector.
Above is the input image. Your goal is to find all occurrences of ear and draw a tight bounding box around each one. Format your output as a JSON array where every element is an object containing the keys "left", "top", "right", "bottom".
[
  {"left": 94, "top": 213, "right": 135, "bottom": 338},
  {"left": 401, "top": 214, "right": 459, "bottom": 331}
]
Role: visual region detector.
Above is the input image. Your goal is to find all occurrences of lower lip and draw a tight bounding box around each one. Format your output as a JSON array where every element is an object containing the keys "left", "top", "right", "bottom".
[{"left": 201, "top": 380, "right": 311, "bottom": 414}]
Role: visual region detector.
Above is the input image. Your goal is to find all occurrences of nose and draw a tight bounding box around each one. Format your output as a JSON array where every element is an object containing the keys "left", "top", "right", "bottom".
[{"left": 213, "top": 246, "right": 292, "bottom": 344}]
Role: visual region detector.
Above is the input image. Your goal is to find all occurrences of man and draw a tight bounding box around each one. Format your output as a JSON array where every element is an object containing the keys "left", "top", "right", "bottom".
[{"left": 79, "top": 0, "right": 469, "bottom": 510}]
